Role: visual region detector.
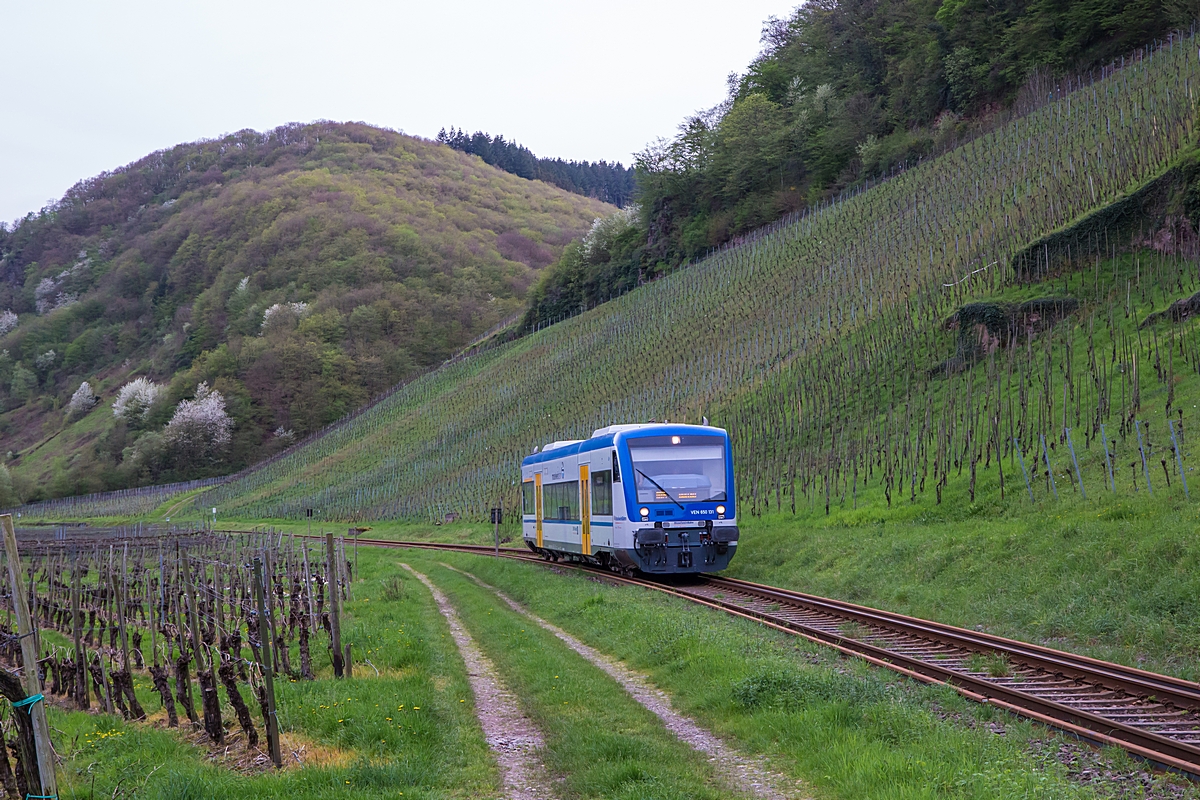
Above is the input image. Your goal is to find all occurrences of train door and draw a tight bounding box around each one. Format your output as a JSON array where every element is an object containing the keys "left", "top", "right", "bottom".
[
  {"left": 579, "top": 464, "right": 591, "bottom": 555},
  {"left": 589, "top": 457, "right": 615, "bottom": 548},
  {"left": 534, "top": 472, "right": 543, "bottom": 548}
]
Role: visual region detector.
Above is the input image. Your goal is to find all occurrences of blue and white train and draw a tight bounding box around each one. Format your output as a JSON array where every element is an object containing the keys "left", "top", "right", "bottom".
[{"left": 521, "top": 423, "right": 738, "bottom": 574}]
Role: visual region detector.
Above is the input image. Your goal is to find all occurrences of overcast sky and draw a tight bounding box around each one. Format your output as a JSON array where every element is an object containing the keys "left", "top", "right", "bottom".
[{"left": 1, "top": 0, "right": 789, "bottom": 224}]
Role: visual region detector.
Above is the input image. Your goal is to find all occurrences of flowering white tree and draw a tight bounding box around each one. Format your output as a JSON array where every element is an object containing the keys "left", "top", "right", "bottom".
[
  {"left": 34, "top": 278, "right": 56, "bottom": 315},
  {"left": 34, "top": 278, "right": 76, "bottom": 315},
  {"left": 0, "top": 310, "right": 16, "bottom": 336},
  {"left": 66, "top": 381, "right": 99, "bottom": 420},
  {"left": 112, "top": 377, "right": 163, "bottom": 421},
  {"left": 33, "top": 350, "right": 56, "bottom": 371},
  {"left": 163, "top": 382, "right": 233, "bottom": 464},
  {"left": 581, "top": 204, "right": 641, "bottom": 262},
  {"left": 261, "top": 302, "right": 310, "bottom": 332}
]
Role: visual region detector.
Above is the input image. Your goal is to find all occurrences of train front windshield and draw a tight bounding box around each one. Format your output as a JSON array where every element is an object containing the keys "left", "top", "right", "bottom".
[{"left": 628, "top": 435, "right": 728, "bottom": 503}]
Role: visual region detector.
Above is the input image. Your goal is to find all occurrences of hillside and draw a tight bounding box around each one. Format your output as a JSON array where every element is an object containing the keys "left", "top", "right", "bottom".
[
  {"left": 523, "top": 2, "right": 1192, "bottom": 327},
  {"left": 193, "top": 35, "right": 1200, "bottom": 523},
  {"left": 635, "top": 0, "right": 1187, "bottom": 259},
  {"left": 0, "top": 122, "right": 612, "bottom": 502}
]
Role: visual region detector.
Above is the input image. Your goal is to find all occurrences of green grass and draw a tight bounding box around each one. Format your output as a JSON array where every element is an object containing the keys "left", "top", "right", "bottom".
[
  {"left": 28, "top": 534, "right": 1200, "bottom": 798},
  {"left": 727, "top": 489, "right": 1200, "bottom": 682},
  {"left": 411, "top": 560, "right": 740, "bottom": 799},
  {"left": 415, "top": 549, "right": 1197, "bottom": 800}
]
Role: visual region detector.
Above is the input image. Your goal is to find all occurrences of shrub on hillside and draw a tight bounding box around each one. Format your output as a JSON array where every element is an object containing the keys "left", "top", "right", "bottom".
[
  {"left": 163, "top": 382, "right": 232, "bottom": 464},
  {"left": 261, "top": 302, "right": 310, "bottom": 333},
  {"left": 0, "top": 464, "right": 16, "bottom": 509},
  {"left": 65, "top": 381, "right": 99, "bottom": 421},
  {"left": 0, "top": 311, "right": 16, "bottom": 336},
  {"left": 112, "top": 377, "right": 163, "bottom": 422}
]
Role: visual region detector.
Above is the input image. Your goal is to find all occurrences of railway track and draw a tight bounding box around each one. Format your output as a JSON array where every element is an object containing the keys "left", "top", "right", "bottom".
[{"left": 333, "top": 536, "right": 1200, "bottom": 776}]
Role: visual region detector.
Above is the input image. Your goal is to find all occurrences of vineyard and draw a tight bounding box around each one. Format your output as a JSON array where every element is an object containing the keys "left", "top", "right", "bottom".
[
  {"left": 0, "top": 520, "right": 356, "bottom": 796},
  {"left": 2, "top": 478, "right": 223, "bottom": 522},
  {"left": 173, "top": 33, "right": 1200, "bottom": 527}
]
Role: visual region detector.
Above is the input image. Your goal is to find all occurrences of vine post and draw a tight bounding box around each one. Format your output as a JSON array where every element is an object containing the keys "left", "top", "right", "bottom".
[
  {"left": 252, "top": 557, "right": 282, "bottom": 768},
  {"left": 0, "top": 514, "right": 57, "bottom": 800}
]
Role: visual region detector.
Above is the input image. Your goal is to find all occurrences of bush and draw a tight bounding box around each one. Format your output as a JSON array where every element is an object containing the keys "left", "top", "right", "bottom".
[
  {"left": 163, "top": 382, "right": 233, "bottom": 465},
  {"left": 112, "top": 377, "right": 163, "bottom": 422},
  {"left": 65, "top": 380, "right": 99, "bottom": 421},
  {"left": 0, "top": 464, "right": 17, "bottom": 508}
]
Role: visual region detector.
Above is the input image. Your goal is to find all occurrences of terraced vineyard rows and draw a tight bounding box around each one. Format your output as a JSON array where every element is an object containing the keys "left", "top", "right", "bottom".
[{"left": 198, "top": 34, "right": 1200, "bottom": 522}]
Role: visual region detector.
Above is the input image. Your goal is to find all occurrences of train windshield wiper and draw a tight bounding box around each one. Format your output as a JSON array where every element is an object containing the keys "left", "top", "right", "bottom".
[{"left": 635, "top": 469, "right": 685, "bottom": 510}]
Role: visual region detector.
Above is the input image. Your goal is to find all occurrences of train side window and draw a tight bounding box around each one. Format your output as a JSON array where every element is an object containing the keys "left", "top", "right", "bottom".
[
  {"left": 522, "top": 481, "right": 535, "bottom": 515},
  {"left": 590, "top": 470, "right": 613, "bottom": 516},
  {"left": 542, "top": 480, "right": 580, "bottom": 521},
  {"left": 612, "top": 450, "right": 621, "bottom": 482}
]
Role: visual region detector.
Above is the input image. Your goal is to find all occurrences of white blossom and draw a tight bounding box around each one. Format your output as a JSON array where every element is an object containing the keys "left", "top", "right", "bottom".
[
  {"left": 112, "top": 377, "right": 163, "bottom": 420},
  {"left": 580, "top": 205, "right": 640, "bottom": 262},
  {"left": 34, "top": 277, "right": 77, "bottom": 314},
  {"left": 273, "top": 426, "right": 295, "bottom": 442},
  {"left": 163, "top": 382, "right": 233, "bottom": 460},
  {"left": 236, "top": 276, "right": 250, "bottom": 294},
  {"left": 34, "top": 350, "right": 56, "bottom": 370},
  {"left": 261, "top": 301, "right": 310, "bottom": 330},
  {"left": 34, "top": 278, "right": 56, "bottom": 315},
  {"left": 66, "top": 381, "right": 98, "bottom": 420},
  {"left": 0, "top": 311, "right": 16, "bottom": 336}
]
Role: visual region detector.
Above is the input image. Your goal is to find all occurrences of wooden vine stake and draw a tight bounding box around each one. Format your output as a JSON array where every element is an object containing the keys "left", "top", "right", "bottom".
[
  {"left": 0, "top": 514, "right": 57, "bottom": 800},
  {"left": 325, "top": 532, "right": 344, "bottom": 678},
  {"left": 252, "top": 557, "right": 282, "bottom": 768},
  {"left": 71, "top": 552, "right": 88, "bottom": 709}
]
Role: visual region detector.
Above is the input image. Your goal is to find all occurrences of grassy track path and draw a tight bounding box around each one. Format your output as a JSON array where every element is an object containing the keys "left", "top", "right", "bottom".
[
  {"left": 411, "top": 559, "right": 751, "bottom": 800},
  {"left": 442, "top": 562, "right": 804, "bottom": 800},
  {"left": 402, "top": 564, "right": 555, "bottom": 800}
]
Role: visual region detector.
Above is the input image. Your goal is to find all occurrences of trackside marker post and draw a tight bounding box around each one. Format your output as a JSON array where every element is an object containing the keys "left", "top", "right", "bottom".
[
  {"left": 0, "top": 513, "right": 57, "bottom": 799},
  {"left": 491, "top": 506, "right": 503, "bottom": 557}
]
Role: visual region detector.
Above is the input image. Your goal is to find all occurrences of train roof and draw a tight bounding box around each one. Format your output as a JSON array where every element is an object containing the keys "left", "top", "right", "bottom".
[{"left": 521, "top": 422, "right": 727, "bottom": 467}]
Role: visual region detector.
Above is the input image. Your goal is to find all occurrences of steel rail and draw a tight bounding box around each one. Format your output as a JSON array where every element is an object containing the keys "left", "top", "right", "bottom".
[
  {"left": 704, "top": 576, "right": 1200, "bottom": 705},
  {"left": 259, "top": 534, "right": 1200, "bottom": 776}
]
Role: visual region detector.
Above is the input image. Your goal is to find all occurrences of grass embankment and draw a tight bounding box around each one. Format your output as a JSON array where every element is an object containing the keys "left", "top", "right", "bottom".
[
  {"left": 730, "top": 491, "right": 1200, "bottom": 681},
  {"left": 411, "top": 549, "right": 1192, "bottom": 800},
  {"left": 50, "top": 546, "right": 495, "bottom": 799}
]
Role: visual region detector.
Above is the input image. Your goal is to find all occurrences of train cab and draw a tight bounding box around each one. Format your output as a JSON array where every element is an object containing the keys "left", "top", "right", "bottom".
[{"left": 521, "top": 423, "right": 737, "bottom": 574}]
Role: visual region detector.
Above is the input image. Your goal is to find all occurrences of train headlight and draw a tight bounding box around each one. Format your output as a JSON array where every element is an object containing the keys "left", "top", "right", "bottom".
[
  {"left": 671, "top": 435, "right": 681, "bottom": 444},
  {"left": 639, "top": 507, "right": 649, "bottom": 518},
  {"left": 716, "top": 505, "right": 726, "bottom": 515}
]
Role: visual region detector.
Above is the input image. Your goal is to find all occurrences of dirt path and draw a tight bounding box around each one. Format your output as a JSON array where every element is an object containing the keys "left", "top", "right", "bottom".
[
  {"left": 443, "top": 564, "right": 807, "bottom": 800},
  {"left": 401, "top": 564, "right": 556, "bottom": 800}
]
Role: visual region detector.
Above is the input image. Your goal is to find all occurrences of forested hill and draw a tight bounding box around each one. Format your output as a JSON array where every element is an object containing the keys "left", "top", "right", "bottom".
[
  {"left": 522, "top": 0, "right": 1195, "bottom": 329},
  {"left": 641, "top": 0, "right": 1190, "bottom": 260},
  {"left": 0, "top": 122, "right": 612, "bottom": 502},
  {"left": 437, "top": 128, "right": 636, "bottom": 207}
]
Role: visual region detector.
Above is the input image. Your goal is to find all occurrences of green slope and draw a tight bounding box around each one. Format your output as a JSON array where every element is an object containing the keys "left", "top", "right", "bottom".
[
  {"left": 0, "top": 122, "right": 611, "bottom": 500},
  {"left": 197, "top": 36, "right": 1200, "bottom": 523}
]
